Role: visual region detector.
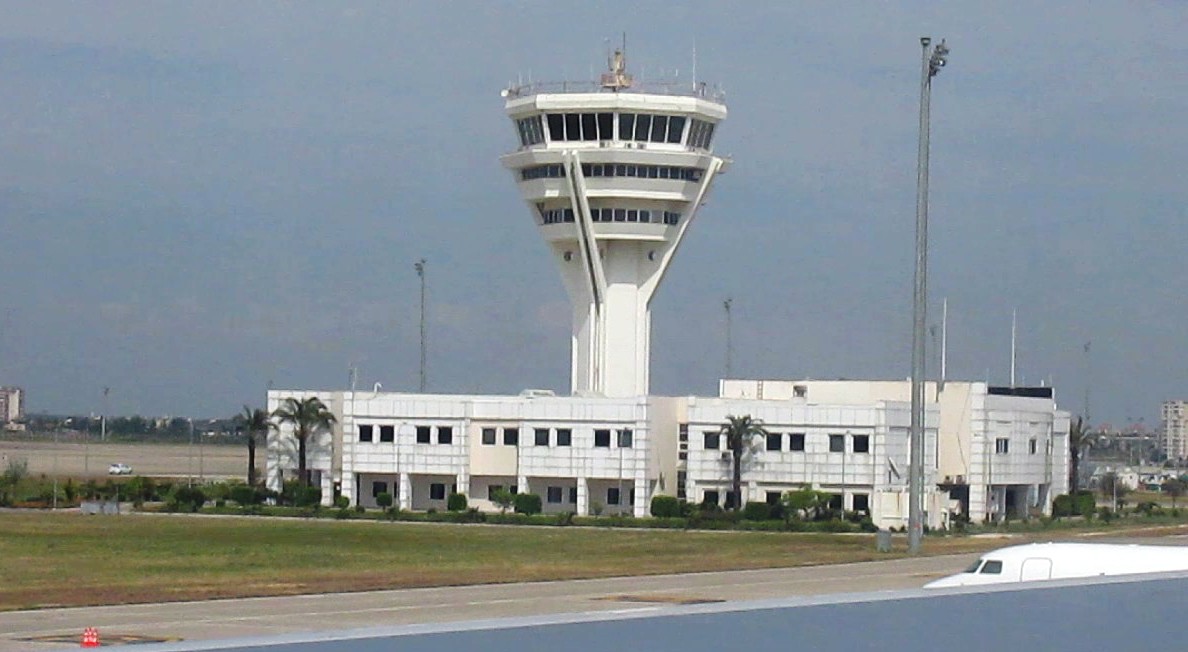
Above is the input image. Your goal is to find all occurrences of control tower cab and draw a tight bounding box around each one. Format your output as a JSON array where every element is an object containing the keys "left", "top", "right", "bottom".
[{"left": 501, "top": 50, "right": 729, "bottom": 398}]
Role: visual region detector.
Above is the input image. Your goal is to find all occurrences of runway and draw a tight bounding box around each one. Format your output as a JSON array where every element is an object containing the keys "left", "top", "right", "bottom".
[{"left": 0, "top": 552, "right": 976, "bottom": 650}]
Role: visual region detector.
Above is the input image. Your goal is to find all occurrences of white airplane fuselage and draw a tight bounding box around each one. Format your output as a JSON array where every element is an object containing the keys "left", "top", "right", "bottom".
[{"left": 924, "top": 542, "right": 1188, "bottom": 588}]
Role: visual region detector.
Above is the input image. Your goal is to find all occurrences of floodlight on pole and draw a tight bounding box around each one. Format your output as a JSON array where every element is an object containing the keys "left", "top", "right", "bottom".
[
  {"left": 909, "top": 36, "right": 950, "bottom": 555},
  {"left": 415, "top": 259, "right": 427, "bottom": 393}
]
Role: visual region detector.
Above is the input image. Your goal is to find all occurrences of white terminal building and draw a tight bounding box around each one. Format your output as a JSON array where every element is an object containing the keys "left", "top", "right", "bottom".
[{"left": 267, "top": 52, "right": 1070, "bottom": 528}]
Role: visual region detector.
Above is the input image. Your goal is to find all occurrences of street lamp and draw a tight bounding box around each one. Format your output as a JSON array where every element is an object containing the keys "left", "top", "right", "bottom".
[{"left": 909, "top": 37, "right": 950, "bottom": 554}]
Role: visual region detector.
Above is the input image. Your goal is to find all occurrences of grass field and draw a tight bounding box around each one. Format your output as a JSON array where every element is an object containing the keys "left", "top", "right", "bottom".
[{"left": 0, "top": 511, "right": 1017, "bottom": 612}]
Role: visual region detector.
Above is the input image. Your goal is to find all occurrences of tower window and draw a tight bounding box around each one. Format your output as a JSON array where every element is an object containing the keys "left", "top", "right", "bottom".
[
  {"left": 581, "top": 113, "right": 597, "bottom": 140},
  {"left": 650, "top": 115, "right": 668, "bottom": 142},
  {"left": 667, "top": 116, "right": 686, "bottom": 143},
  {"left": 634, "top": 114, "right": 652, "bottom": 141},
  {"left": 619, "top": 113, "right": 635, "bottom": 140},
  {"left": 597, "top": 112, "right": 613, "bottom": 140},
  {"left": 546, "top": 113, "right": 564, "bottom": 141}
]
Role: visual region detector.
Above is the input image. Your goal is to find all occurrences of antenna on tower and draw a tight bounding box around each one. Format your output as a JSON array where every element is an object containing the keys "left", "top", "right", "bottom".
[
  {"left": 600, "top": 33, "right": 633, "bottom": 91},
  {"left": 692, "top": 37, "right": 698, "bottom": 90}
]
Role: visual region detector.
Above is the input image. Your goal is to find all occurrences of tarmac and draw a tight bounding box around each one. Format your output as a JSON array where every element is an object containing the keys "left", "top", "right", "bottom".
[{"left": 0, "top": 552, "right": 975, "bottom": 650}]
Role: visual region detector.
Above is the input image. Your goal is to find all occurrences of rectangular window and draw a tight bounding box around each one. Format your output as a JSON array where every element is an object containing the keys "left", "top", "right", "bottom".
[
  {"left": 535, "top": 428, "right": 550, "bottom": 446},
  {"left": 372, "top": 481, "right": 387, "bottom": 498},
  {"left": 546, "top": 113, "right": 564, "bottom": 141},
  {"left": 358, "top": 424, "right": 373, "bottom": 442},
  {"left": 704, "top": 432, "right": 720, "bottom": 450},
  {"left": 766, "top": 491, "right": 782, "bottom": 505},
  {"left": 379, "top": 425, "right": 394, "bottom": 442},
  {"left": 618, "top": 113, "right": 635, "bottom": 140},
  {"left": 597, "top": 112, "right": 613, "bottom": 140},
  {"left": 677, "top": 470, "right": 687, "bottom": 500},
  {"left": 437, "top": 426, "right": 453, "bottom": 444},
  {"left": 613, "top": 208, "right": 626, "bottom": 221},
  {"left": 852, "top": 434, "right": 870, "bottom": 453},
  {"left": 828, "top": 494, "right": 843, "bottom": 511},
  {"left": 503, "top": 428, "right": 519, "bottom": 446},
  {"left": 482, "top": 428, "right": 497, "bottom": 445},
  {"left": 594, "top": 429, "right": 611, "bottom": 447},
  {"left": 547, "top": 486, "right": 563, "bottom": 503},
  {"left": 618, "top": 429, "right": 633, "bottom": 448},
  {"left": 766, "top": 433, "right": 783, "bottom": 451},
  {"left": 564, "top": 113, "right": 580, "bottom": 141},
  {"left": 790, "top": 433, "right": 806, "bottom": 451},
  {"left": 666, "top": 116, "right": 686, "bottom": 143},
  {"left": 702, "top": 490, "right": 720, "bottom": 506},
  {"left": 1029, "top": 438, "right": 1038, "bottom": 455},
  {"left": 429, "top": 483, "right": 446, "bottom": 500},
  {"left": 679, "top": 424, "right": 689, "bottom": 442},
  {"left": 580, "top": 113, "right": 597, "bottom": 140},
  {"left": 852, "top": 494, "right": 870, "bottom": 513},
  {"left": 634, "top": 114, "right": 652, "bottom": 141},
  {"left": 650, "top": 115, "right": 668, "bottom": 142},
  {"left": 996, "top": 438, "right": 1010, "bottom": 454},
  {"left": 416, "top": 426, "right": 431, "bottom": 444},
  {"left": 557, "top": 428, "right": 572, "bottom": 446},
  {"left": 829, "top": 434, "right": 845, "bottom": 453},
  {"left": 607, "top": 487, "right": 621, "bottom": 505},
  {"left": 488, "top": 485, "right": 503, "bottom": 500},
  {"left": 568, "top": 486, "right": 578, "bottom": 504}
]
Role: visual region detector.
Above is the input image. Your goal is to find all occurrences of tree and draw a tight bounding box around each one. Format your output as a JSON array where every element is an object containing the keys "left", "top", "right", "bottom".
[
  {"left": 236, "top": 405, "right": 273, "bottom": 487},
  {"left": 1068, "top": 416, "right": 1095, "bottom": 492},
  {"left": 491, "top": 488, "right": 514, "bottom": 514},
  {"left": 1162, "top": 478, "right": 1186, "bottom": 510},
  {"left": 271, "top": 396, "right": 337, "bottom": 488},
  {"left": 1099, "top": 472, "right": 1129, "bottom": 509},
  {"left": 780, "top": 488, "right": 831, "bottom": 523},
  {"left": 719, "top": 415, "right": 768, "bottom": 511}
]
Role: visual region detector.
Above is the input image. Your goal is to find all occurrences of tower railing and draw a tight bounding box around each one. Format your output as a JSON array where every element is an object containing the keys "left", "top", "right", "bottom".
[{"left": 505, "top": 79, "right": 725, "bottom": 102}]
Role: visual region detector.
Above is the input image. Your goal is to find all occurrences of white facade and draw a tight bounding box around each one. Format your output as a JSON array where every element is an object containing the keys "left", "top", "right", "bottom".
[
  {"left": 501, "top": 58, "right": 728, "bottom": 398},
  {"left": 1162, "top": 401, "right": 1188, "bottom": 461},
  {"left": 721, "top": 379, "right": 1071, "bottom": 522}
]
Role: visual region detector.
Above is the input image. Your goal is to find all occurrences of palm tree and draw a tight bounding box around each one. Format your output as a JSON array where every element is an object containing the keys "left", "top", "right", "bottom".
[
  {"left": 236, "top": 405, "right": 272, "bottom": 487},
  {"left": 719, "top": 414, "right": 768, "bottom": 511},
  {"left": 271, "top": 397, "right": 336, "bottom": 488},
  {"left": 1068, "top": 416, "right": 1094, "bottom": 492}
]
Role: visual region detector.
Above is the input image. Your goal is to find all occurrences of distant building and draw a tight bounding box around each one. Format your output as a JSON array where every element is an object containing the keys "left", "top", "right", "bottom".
[
  {"left": 0, "top": 386, "right": 24, "bottom": 427},
  {"left": 1162, "top": 401, "right": 1188, "bottom": 460}
]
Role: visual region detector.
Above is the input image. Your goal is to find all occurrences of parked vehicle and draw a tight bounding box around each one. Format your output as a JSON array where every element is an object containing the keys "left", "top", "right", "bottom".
[{"left": 108, "top": 463, "right": 133, "bottom": 475}]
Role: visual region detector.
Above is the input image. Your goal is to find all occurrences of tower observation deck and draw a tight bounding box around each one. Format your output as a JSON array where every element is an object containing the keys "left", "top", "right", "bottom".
[{"left": 501, "top": 50, "right": 729, "bottom": 398}]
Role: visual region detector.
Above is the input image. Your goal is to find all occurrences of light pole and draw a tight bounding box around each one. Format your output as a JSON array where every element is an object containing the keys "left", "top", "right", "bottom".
[
  {"left": 909, "top": 36, "right": 949, "bottom": 554},
  {"left": 187, "top": 418, "right": 194, "bottom": 488},
  {"left": 723, "top": 297, "right": 733, "bottom": 379},
  {"left": 415, "top": 259, "right": 427, "bottom": 392},
  {"left": 101, "top": 386, "right": 109, "bottom": 442}
]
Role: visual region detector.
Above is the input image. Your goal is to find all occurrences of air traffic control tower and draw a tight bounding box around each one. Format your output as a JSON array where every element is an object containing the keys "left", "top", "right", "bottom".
[{"left": 501, "top": 50, "right": 728, "bottom": 398}]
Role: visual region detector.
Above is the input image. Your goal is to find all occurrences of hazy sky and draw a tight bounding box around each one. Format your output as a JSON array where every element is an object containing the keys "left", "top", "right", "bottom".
[{"left": 1, "top": 2, "right": 1184, "bottom": 427}]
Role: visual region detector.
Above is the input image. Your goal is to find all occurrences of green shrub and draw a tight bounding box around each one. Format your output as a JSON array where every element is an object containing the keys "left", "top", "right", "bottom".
[
  {"left": 1073, "top": 491, "right": 1096, "bottom": 517},
  {"left": 295, "top": 486, "right": 322, "bottom": 508},
  {"left": 229, "top": 484, "right": 259, "bottom": 507},
  {"left": 513, "top": 493, "right": 542, "bottom": 515},
  {"left": 651, "top": 495, "right": 682, "bottom": 518},
  {"left": 555, "top": 511, "right": 575, "bottom": 526},
  {"left": 334, "top": 495, "right": 350, "bottom": 509},
  {"left": 742, "top": 501, "right": 772, "bottom": 521},
  {"left": 1097, "top": 506, "right": 1115, "bottom": 522},
  {"left": 1051, "top": 494, "right": 1074, "bottom": 517},
  {"left": 447, "top": 493, "right": 468, "bottom": 512},
  {"left": 451, "top": 507, "right": 485, "bottom": 523},
  {"left": 375, "top": 492, "right": 393, "bottom": 509},
  {"left": 334, "top": 508, "right": 352, "bottom": 520},
  {"left": 168, "top": 486, "right": 206, "bottom": 512}
]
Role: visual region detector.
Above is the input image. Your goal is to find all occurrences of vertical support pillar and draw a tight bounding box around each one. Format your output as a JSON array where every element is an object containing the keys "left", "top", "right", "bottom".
[
  {"left": 577, "top": 477, "right": 589, "bottom": 516},
  {"left": 399, "top": 472, "right": 412, "bottom": 511},
  {"left": 633, "top": 477, "right": 647, "bottom": 518},
  {"left": 456, "top": 472, "right": 470, "bottom": 498}
]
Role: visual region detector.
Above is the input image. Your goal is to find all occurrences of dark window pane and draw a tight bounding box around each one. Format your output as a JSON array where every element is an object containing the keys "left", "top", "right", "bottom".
[
  {"left": 568, "top": 486, "right": 578, "bottom": 503},
  {"left": 372, "top": 481, "right": 387, "bottom": 498},
  {"left": 828, "top": 494, "right": 843, "bottom": 510},
  {"left": 650, "top": 115, "right": 668, "bottom": 142},
  {"left": 430, "top": 483, "right": 445, "bottom": 500},
  {"left": 594, "top": 429, "right": 611, "bottom": 447},
  {"left": 766, "top": 433, "right": 782, "bottom": 451},
  {"left": 534, "top": 428, "right": 550, "bottom": 446},
  {"left": 704, "top": 432, "right": 720, "bottom": 450},
  {"left": 482, "top": 428, "right": 497, "bottom": 445},
  {"left": 416, "top": 426, "right": 431, "bottom": 444},
  {"left": 607, "top": 487, "right": 621, "bottom": 505},
  {"left": 597, "top": 112, "right": 613, "bottom": 140},
  {"left": 703, "top": 122, "right": 715, "bottom": 147},
  {"left": 619, "top": 113, "right": 634, "bottom": 140},
  {"left": 557, "top": 428, "right": 572, "bottom": 446},
  {"left": 488, "top": 485, "right": 502, "bottom": 500},
  {"left": 437, "top": 426, "right": 453, "bottom": 444},
  {"left": 853, "top": 494, "right": 870, "bottom": 512},
  {"left": 703, "top": 490, "right": 719, "bottom": 505},
  {"left": 358, "top": 425, "right": 373, "bottom": 442},
  {"left": 667, "top": 116, "right": 686, "bottom": 143},
  {"left": 546, "top": 114, "right": 564, "bottom": 141},
  {"left": 618, "top": 429, "right": 633, "bottom": 448},
  {"left": 504, "top": 428, "right": 519, "bottom": 446},
  {"left": 547, "top": 486, "right": 563, "bottom": 503},
  {"left": 853, "top": 435, "right": 870, "bottom": 453},
  {"left": 829, "top": 434, "right": 845, "bottom": 452},
  {"left": 790, "top": 433, "right": 806, "bottom": 451},
  {"left": 380, "top": 425, "right": 395, "bottom": 443},
  {"left": 634, "top": 114, "right": 651, "bottom": 141},
  {"left": 581, "top": 113, "right": 597, "bottom": 140},
  {"left": 564, "top": 113, "right": 580, "bottom": 141}
]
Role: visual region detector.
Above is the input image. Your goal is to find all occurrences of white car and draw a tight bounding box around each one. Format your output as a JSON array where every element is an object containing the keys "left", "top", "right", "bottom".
[{"left": 108, "top": 463, "right": 133, "bottom": 475}]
